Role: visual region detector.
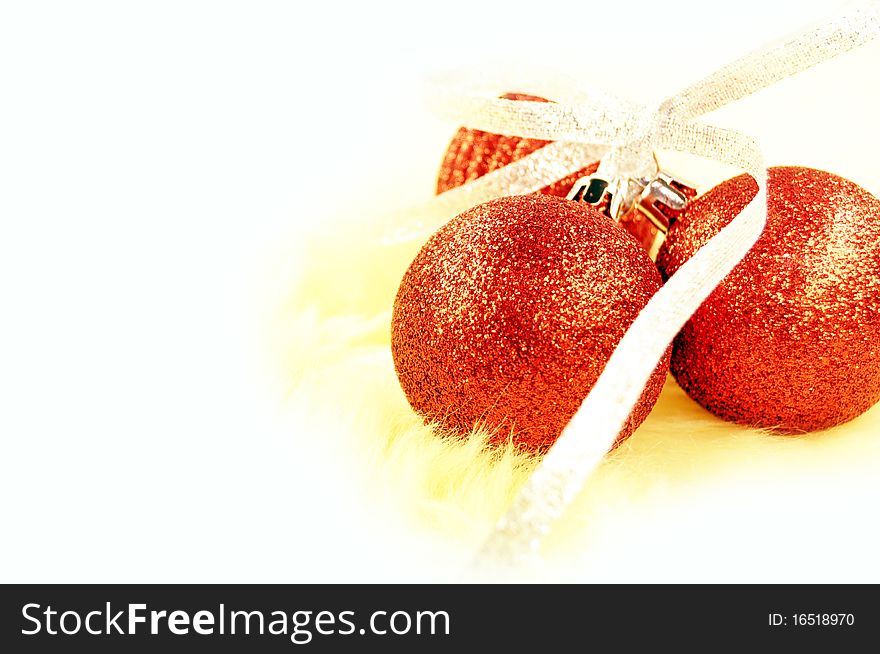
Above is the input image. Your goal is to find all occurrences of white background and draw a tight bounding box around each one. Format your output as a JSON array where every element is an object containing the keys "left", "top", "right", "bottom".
[{"left": 1, "top": 0, "right": 877, "bottom": 581}]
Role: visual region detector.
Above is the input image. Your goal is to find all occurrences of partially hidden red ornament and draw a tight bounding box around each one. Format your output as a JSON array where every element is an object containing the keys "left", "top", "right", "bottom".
[
  {"left": 657, "top": 166, "right": 880, "bottom": 432},
  {"left": 392, "top": 194, "right": 670, "bottom": 452},
  {"left": 436, "top": 93, "right": 659, "bottom": 251}
]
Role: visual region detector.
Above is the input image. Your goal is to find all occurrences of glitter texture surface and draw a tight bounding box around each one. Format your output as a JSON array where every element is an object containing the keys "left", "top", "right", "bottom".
[
  {"left": 657, "top": 166, "right": 880, "bottom": 432},
  {"left": 392, "top": 194, "right": 669, "bottom": 452},
  {"left": 435, "top": 93, "right": 658, "bottom": 251}
]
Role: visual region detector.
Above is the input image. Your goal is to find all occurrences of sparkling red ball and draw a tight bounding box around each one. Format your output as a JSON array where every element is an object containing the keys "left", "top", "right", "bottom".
[
  {"left": 392, "top": 194, "right": 670, "bottom": 452},
  {"left": 436, "top": 93, "right": 658, "bottom": 251},
  {"left": 657, "top": 166, "right": 880, "bottom": 432}
]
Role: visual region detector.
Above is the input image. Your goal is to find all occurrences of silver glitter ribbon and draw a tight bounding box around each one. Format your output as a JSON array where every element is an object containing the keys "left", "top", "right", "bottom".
[{"left": 385, "top": 1, "right": 880, "bottom": 572}]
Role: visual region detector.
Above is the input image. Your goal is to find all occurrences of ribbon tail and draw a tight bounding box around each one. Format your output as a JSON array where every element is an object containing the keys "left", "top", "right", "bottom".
[
  {"left": 474, "top": 120, "right": 768, "bottom": 572},
  {"left": 665, "top": 0, "right": 880, "bottom": 119},
  {"left": 378, "top": 141, "right": 606, "bottom": 245}
]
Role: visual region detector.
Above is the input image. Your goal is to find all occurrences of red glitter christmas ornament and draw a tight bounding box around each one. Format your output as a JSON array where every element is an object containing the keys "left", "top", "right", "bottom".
[
  {"left": 657, "top": 166, "right": 880, "bottom": 432},
  {"left": 392, "top": 194, "right": 670, "bottom": 452},
  {"left": 436, "top": 93, "right": 659, "bottom": 251}
]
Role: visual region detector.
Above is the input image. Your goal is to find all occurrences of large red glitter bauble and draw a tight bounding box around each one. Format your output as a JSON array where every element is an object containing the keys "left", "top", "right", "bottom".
[
  {"left": 392, "top": 194, "right": 670, "bottom": 452},
  {"left": 657, "top": 166, "right": 880, "bottom": 432},
  {"left": 436, "top": 93, "right": 659, "bottom": 251}
]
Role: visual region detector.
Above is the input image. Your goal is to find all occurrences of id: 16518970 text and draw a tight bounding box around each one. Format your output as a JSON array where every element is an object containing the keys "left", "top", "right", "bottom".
[{"left": 768, "top": 613, "right": 854, "bottom": 627}]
